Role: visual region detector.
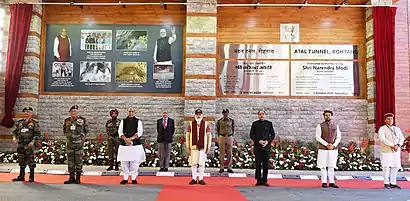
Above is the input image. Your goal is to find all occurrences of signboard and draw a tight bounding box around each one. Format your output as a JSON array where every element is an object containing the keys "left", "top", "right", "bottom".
[
  {"left": 218, "top": 60, "right": 289, "bottom": 96},
  {"left": 291, "top": 44, "right": 359, "bottom": 60},
  {"left": 291, "top": 61, "right": 360, "bottom": 96},
  {"left": 219, "top": 44, "right": 289, "bottom": 59},
  {"left": 43, "top": 24, "right": 184, "bottom": 93}
]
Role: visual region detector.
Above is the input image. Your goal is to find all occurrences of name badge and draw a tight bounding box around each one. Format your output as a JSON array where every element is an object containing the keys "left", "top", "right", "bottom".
[
  {"left": 21, "top": 128, "right": 28, "bottom": 133},
  {"left": 70, "top": 125, "right": 76, "bottom": 130}
]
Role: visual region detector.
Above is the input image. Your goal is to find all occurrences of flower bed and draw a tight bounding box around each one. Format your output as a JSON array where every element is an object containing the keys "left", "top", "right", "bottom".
[{"left": 0, "top": 134, "right": 384, "bottom": 171}]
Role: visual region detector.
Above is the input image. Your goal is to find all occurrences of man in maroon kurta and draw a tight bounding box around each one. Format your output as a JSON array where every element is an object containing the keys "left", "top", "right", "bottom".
[{"left": 53, "top": 28, "right": 72, "bottom": 62}]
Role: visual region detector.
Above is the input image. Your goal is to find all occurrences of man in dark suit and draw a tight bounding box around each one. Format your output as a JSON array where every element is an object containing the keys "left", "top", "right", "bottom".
[
  {"left": 250, "top": 110, "right": 275, "bottom": 187},
  {"left": 157, "top": 111, "right": 175, "bottom": 172}
]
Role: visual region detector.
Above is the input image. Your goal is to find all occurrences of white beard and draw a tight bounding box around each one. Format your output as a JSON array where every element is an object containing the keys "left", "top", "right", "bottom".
[{"left": 195, "top": 116, "right": 203, "bottom": 123}]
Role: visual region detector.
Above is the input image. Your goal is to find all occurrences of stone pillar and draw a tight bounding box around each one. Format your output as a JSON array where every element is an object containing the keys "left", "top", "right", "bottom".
[
  {"left": 184, "top": 0, "right": 217, "bottom": 152},
  {"left": 365, "top": 3, "right": 377, "bottom": 156},
  {"left": 15, "top": 4, "right": 42, "bottom": 118}
]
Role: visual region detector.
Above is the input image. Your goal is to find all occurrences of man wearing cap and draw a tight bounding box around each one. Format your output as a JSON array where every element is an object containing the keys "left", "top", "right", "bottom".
[
  {"left": 379, "top": 113, "right": 405, "bottom": 189},
  {"left": 315, "top": 110, "right": 341, "bottom": 188},
  {"left": 186, "top": 109, "right": 212, "bottom": 185},
  {"left": 63, "top": 105, "right": 89, "bottom": 184},
  {"left": 11, "top": 106, "right": 41, "bottom": 183},
  {"left": 117, "top": 107, "right": 146, "bottom": 184},
  {"left": 156, "top": 111, "right": 175, "bottom": 172},
  {"left": 250, "top": 110, "right": 275, "bottom": 186},
  {"left": 216, "top": 109, "right": 235, "bottom": 173},
  {"left": 106, "top": 109, "right": 121, "bottom": 171}
]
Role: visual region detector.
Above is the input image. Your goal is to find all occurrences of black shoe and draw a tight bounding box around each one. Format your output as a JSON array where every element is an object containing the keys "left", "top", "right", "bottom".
[
  {"left": 28, "top": 169, "right": 35, "bottom": 182},
  {"left": 390, "top": 184, "right": 401, "bottom": 189},
  {"left": 198, "top": 180, "right": 206, "bottom": 185},
  {"left": 255, "top": 180, "right": 262, "bottom": 186},
  {"left": 219, "top": 169, "right": 224, "bottom": 173},
  {"left": 189, "top": 179, "right": 197, "bottom": 185},
  {"left": 329, "top": 183, "right": 339, "bottom": 188},
  {"left": 322, "top": 183, "right": 328, "bottom": 188},
  {"left": 132, "top": 180, "right": 138, "bottom": 184},
  {"left": 120, "top": 180, "right": 128, "bottom": 185},
  {"left": 384, "top": 184, "right": 390, "bottom": 189},
  {"left": 64, "top": 172, "right": 75, "bottom": 184},
  {"left": 164, "top": 168, "right": 168, "bottom": 172},
  {"left": 107, "top": 166, "right": 114, "bottom": 171},
  {"left": 263, "top": 182, "right": 270, "bottom": 187},
  {"left": 75, "top": 172, "right": 81, "bottom": 184},
  {"left": 159, "top": 168, "right": 164, "bottom": 172},
  {"left": 114, "top": 166, "right": 119, "bottom": 171},
  {"left": 12, "top": 168, "right": 25, "bottom": 182},
  {"left": 227, "top": 169, "right": 234, "bottom": 173}
]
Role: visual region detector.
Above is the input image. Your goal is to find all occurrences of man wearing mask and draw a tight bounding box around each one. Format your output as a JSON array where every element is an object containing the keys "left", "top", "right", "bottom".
[
  {"left": 156, "top": 111, "right": 175, "bottom": 172},
  {"left": 63, "top": 105, "right": 89, "bottom": 184},
  {"left": 186, "top": 109, "right": 212, "bottom": 185},
  {"left": 315, "top": 109, "right": 341, "bottom": 188},
  {"left": 12, "top": 106, "right": 41, "bottom": 183},
  {"left": 216, "top": 109, "right": 235, "bottom": 173},
  {"left": 117, "top": 107, "right": 146, "bottom": 184},
  {"left": 250, "top": 110, "right": 275, "bottom": 186},
  {"left": 379, "top": 113, "right": 405, "bottom": 189},
  {"left": 106, "top": 109, "right": 121, "bottom": 171}
]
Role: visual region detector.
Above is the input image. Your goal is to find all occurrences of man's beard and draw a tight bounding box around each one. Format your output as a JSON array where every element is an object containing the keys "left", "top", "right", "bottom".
[
  {"left": 195, "top": 116, "right": 203, "bottom": 123},
  {"left": 325, "top": 118, "right": 331, "bottom": 122}
]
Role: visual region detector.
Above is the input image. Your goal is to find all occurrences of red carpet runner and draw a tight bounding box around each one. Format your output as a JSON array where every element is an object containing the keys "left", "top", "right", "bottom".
[{"left": 156, "top": 185, "right": 248, "bottom": 201}]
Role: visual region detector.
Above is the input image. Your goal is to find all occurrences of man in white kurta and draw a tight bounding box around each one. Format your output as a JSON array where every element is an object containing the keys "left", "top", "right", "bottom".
[
  {"left": 117, "top": 107, "right": 146, "bottom": 185},
  {"left": 379, "top": 113, "right": 405, "bottom": 189},
  {"left": 315, "top": 110, "right": 341, "bottom": 188},
  {"left": 186, "top": 109, "right": 212, "bottom": 185}
]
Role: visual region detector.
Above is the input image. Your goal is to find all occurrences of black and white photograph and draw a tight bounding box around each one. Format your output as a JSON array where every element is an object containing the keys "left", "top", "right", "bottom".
[
  {"left": 79, "top": 61, "right": 112, "bottom": 82},
  {"left": 115, "top": 62, "right": 147, "bottom": 83},
  {"left": 153, "top": 64, "right": 174, "bottom": 80},
  {"left": 52, "top": 62, "right": 73, "bottom": 78},
  {"left": 81, "top": 30, "right": 113, "bottom": 51},
  {"left": 115, "top": 30, "right": 148, "bottom": 51}
]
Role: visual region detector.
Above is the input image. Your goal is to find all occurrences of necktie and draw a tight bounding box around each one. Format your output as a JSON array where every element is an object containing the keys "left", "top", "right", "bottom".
[{"left": 164, "top": 119, "right": 167, "bottom": 128}]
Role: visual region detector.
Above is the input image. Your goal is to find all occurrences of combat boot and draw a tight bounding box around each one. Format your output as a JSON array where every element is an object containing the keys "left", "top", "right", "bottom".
[
  {"left": 75, "top": 172, "right": 81, "bottom": 184},
  {"left": 28, "top": 168, "right": 35, "bottom": 182},
  {"left": 64, "top": 172, "right": 75, "bottom": 184},
  {"left": 115, "top": 162, "right": 120, "bottom": 171},
  {"left": 12, "top": 167, "right": 25, "bottom": 182},
  {"left": 106, "top": 165, "right": 114, "bottom": 171}
]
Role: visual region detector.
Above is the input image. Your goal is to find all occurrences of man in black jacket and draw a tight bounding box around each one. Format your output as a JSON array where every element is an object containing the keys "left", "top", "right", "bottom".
[
  {"left": 250, "top": 110, "right": 275, "bottom": 186},
  {"left": 156, "top": 111, "right": 175, "bottom": 172}
]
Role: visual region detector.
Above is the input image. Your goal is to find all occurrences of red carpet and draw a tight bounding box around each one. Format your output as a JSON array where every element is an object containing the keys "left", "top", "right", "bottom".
[
  {"left": 1, "top": 173, "right": 409, "bottom": 189},
  {"left": 156, "top": 185, "right": 248, "bottom": 201}
]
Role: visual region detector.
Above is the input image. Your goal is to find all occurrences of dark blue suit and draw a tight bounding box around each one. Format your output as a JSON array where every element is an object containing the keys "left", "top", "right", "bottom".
[{"left": 157, "top": 118, "right": 175, "bottom": 170}]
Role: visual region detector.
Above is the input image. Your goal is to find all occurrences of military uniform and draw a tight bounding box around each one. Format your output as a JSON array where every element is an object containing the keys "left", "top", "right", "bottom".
[
  {"left": 216, "top": 109, "right": 235, "bottom": 173},
  {"left": 63, "top": 105, "right": 89, "bottom": 184},
  {"left": 106, "top": 109, "right": 121, "bottom": 171},
  {"left": 12, "top": 106, "right": 41, "bottom": 182}
]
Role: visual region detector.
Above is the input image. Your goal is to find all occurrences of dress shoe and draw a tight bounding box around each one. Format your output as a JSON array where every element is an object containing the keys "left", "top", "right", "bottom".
[
  {"left": 159, "top": 168, "right": 164, "bottom": 172},
  {"left": 164, "top": 168, "right": 168, "bottom": 172},
  {"left": 107, "top": 166, "right": 114, "bottom": 171},
  {"left": 219, "top": 169, "right": 224, "bottom": 173},
  {"left": 227, "top": 169, "right": 234, "bottom": 173},
  {"left": 390, "top": 184, "right": 401, "bottom": 189},
  {"left": 189, "top": 179, "right": 197, "bottom": 185},
  {"left": 198, "top": 180, "right": 206, "bottom": 185},
  {"left": 120, "top": 180, "right": 128, "bottom": 185},
  {"left": 384, "top": 184, "right": 390, "bottom": 189},
  {"left": 329, "top": 183, "right": 339, "bottom": 188},
  {"left": 322, "top": 183, "right": 328, "bottom": 188},
  {"left": 132, "top": 180, "right": 138, "bottom": 184},
  {"left": 255, "top": 180, "right": 262, "bottom": 186}
]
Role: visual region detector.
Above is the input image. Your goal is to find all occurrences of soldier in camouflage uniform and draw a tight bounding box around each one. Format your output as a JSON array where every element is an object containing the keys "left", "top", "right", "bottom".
[
  {"left": 106, "top": 109, "right": 121, "bottom": 171},
  {"left": 63, "top": 105, "right": 89, "bottom": 184},
  {"left": 12, "top": 106, "right": 41, "bottom": 183}
]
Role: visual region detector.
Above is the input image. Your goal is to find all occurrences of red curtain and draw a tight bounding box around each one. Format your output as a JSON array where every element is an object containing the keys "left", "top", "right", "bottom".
[
  {"left": 0, "top": 4, "right": 33, "bottom": 128},
  {"left": 372, "top": 7, "right": 397, "bottom": 132}
]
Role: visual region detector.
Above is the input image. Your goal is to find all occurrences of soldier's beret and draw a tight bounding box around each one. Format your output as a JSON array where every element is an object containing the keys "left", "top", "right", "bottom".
[
  {"left": 222, "top": 109, "right": 229, "bottom": 113},
  {"left": 323, "top": 110, "right": 333, "bottom": 116},
  {"left": 22, "top": 106, "right": 33, "bottom": 112},
  {"left": 195, "top": 109, "right": 203, "bottom": 114},
  {"left": 384, "top": 113, "right": 394, "bottom": 118},
  {"left": 69, "top": 105, "right": 79, "bottom": 112}
]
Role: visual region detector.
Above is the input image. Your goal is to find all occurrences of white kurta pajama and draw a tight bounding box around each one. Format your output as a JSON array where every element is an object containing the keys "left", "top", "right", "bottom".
[
  {"left": 117, "top": 119, "right": 146, "bottom": 181},
  {"left": 316, "top": 123, "right": 342, "bottom": 184},
  {"left": 379, "top": 125, "right": 404, "bottom": 185},
  {"left": 186, "top": 120, "right": 212, "bottom": 181}
]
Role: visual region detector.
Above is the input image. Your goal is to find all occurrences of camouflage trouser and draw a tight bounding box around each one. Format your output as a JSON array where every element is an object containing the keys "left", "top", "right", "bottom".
[
  {"left": 66, "top": 142, "right": 83, "bottom": 173},
  {"left": 17, "top": 145, "right": 36, "bottom": 169},
  {"left": 107, "top": 137, "right": 120, "bottom": 165}
]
